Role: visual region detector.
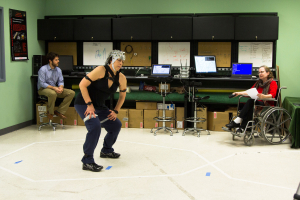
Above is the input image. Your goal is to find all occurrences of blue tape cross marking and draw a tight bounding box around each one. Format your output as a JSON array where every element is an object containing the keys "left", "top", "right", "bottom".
[
  {"left": 206, "top": 172, "right": 211, "bottom": 176},
  {"left": 106, "top": 166, "right": 112, "bottom": 170},
  {"left": 15, "top": 160, "right": 23, "bottom": 164}
]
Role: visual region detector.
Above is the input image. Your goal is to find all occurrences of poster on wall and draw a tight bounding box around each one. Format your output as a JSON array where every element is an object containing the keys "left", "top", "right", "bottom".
[{"left": 9, "top": 9, "right": 28, "bottom": 61}]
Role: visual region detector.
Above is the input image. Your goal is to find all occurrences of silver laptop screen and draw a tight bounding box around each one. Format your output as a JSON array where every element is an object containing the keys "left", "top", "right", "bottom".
[{"left": 151, "top": 64, "right": 171, "bottom": 76}]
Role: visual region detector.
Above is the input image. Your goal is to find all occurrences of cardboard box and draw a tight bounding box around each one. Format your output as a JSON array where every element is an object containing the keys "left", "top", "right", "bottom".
[
  {"left": 196, "top": 106, "right": 207, "bottom": 130},
  {"left": 117, "top": 109, "right": 129, "bottom": 128},
  {"left": 157, "top": 103, "right": 175, "bottom": 110},
  {"left": 77, "top": 113, "right": 85, "bottom": 126},
  {"left": 129, "top": 109, "right": 143, "bottom": 128},
  {"left": 176, "top": 107, "right": 185, "bottom": 130},
  {"left": 36, "top": 103, "right": 49, "bottom": 125},
  {"left": 144, "top": 110, "right": 159, "bottom": 128},
  {"left": 159, "top": 83, "right": 170, "bottom": 93},
  {"left": 52, "top": 106, "right": 64, "bottom": 125},
  {"left": 207, "top": 111, "right": 230, "bottom": 131},
  {"left": 62, "top": 107, "right": 78, "bottom": 125},
  {"left": 158, "top": 110, "right": 175, "bottom": 128},
  {"left": 136, "top": 102, "right": 157, "bottom": 110},
  {"left": 226, "top": 107, "right": 238, "bottom": 122}
]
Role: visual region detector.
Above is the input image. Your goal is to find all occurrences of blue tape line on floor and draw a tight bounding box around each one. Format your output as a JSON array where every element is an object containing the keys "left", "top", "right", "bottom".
[
  {"left": 106, "top": 166, "right": 112, "bottom": 170},
  {"left": 206, "top": 172, "right": 211, "bottom": 176},
  {"left": 15, "top": 160, "right": 23, "bottom": 164}
]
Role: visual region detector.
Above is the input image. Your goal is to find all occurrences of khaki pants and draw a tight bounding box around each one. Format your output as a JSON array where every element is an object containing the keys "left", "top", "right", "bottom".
[{"left": 38, "top": 88, "right": 75, "bottom": 115}]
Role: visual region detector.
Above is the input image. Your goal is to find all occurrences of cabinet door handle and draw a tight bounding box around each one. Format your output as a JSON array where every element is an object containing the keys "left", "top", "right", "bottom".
[
  {"left": 54, "top": 37, "right": 56, "bottom": 41},
  {"left": 255, "top": 36, "right": 257, "bottom": 40},
  {"left": 131, "top": 36, "right": 133, "bottom": 41},
  {"left": 91, "top": 36, "right": 93, "bottom": 41},
  {"left": 171, "top": 36, "right": 173, "bottom": 39},
  {"left": 212, "top": 36, "right": 214, "bottom": 40}
]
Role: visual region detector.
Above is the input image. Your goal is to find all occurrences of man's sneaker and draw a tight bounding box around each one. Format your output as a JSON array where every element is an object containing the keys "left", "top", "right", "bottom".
[
  {"left": 82, "top": 163, "right": 103, "bottom": 172},
  {"left": 100, "top": 152, "right": 120, "bottom": 158}
]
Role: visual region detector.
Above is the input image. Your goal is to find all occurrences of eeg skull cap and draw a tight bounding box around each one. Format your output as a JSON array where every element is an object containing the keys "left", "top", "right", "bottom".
[{"left": 105, "top": 50, "right": 126, "bottom": 71}]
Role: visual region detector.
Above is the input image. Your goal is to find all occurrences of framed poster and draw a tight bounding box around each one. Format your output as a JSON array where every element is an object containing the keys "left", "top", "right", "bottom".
[{"left": 9, "top": 9, "right": 28, "bottom": 61}]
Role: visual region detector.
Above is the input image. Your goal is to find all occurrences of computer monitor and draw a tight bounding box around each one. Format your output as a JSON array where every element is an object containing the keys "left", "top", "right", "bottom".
[
  {"left": 194, "top": 55, "right": 217, "bottom": 74},
  {"left": 58, "top": 55, "right": 74, "bottom": 75},
  {"left": 151, "top": 64, "right": 172, "bottom": 77},
  {"left": 231, "top": 63, "right": 253, "bottom": 78}
]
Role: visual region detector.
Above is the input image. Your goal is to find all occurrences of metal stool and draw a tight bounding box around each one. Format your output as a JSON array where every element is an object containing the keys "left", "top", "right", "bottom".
[
  {"left": 37, "top": 95, "right": 64, "bottom": 131},
  {"left": 183, "top": 86, "right": 210, "bottom": 137},
  {"left": 150, "top": 82, "right": 178, "bottom": 136}
]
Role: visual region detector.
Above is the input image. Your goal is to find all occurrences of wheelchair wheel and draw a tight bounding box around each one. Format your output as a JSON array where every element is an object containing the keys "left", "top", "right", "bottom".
[
  {"left": 244, "top": 132, "right": 254, "bottom": 146},
  {"left": 261, "top": 107, "right": 292, "bottom": 145}
]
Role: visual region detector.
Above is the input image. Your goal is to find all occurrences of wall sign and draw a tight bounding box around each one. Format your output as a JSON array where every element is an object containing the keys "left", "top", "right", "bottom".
[{"left": 9, "top": 9, "right": 28, "bottom": 61}]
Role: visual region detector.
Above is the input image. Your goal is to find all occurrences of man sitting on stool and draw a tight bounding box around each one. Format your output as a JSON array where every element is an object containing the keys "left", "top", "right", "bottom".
[{"left": 37, "top": 52, "right": 75, "bottom": 120}]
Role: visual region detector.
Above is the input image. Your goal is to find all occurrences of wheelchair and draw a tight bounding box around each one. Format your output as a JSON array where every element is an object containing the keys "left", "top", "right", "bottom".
[{"left": 223, "top": 87, "right": 292, "bottom": 146}]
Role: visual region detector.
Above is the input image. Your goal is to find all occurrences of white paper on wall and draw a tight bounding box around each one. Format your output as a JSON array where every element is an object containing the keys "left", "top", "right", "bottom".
[
  {"left": 158, "top": 42, "right": 190, "bottom": 67},
  {"left": 83, "top": 42, "right": 113, "bottom": 65},
  {"left": 238, "top": 42, "right": 273, "bottom": 67}
]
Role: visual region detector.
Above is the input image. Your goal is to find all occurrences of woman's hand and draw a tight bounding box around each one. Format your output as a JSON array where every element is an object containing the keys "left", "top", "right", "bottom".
[
  {"left": 233, "top": 92, "right": 241, "bottom": 97},
  {"left": 84, "top": 105, "right": 96, "bottom": 119},
  {"left": 257, "top": 93, "right": 265, "bottom": 99},
  {"left": 108, "top": 110, "right": 117, "bottom": 121}
]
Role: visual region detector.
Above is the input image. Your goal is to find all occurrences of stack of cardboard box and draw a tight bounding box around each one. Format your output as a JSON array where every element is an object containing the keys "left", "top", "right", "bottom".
[
  {"left": 136, "top": 102, "right": 157, "bottom": 128},
  {"left": 117, "top": 109, "right": 129, "bottom": 128},
  {"left": 176, "top": 107, "right": 184, "bottom": 130},
  {"left": 36, "top": 103, "right": 77, "bottom": 126},
  {"left": 36, "top": 102, "right": 237, "bottom": 132}
]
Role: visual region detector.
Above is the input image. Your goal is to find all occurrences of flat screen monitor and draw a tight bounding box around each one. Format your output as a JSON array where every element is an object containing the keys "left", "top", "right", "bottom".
[
  {"left": 231, "top": 63, "right": 253, "bottom": 78},
  {"left": 194, "top": 55, "right": 217, "bottom": 74},
  {"left": 151, "top": 64, "right": 172, "bottom": 76},
  {"left": 58, "top": 55, "right": 73, "bottom": 74}
]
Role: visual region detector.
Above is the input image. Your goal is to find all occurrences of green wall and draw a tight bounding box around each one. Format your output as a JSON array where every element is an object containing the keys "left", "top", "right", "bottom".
[
  {"left": 0, "top": 0, "right": 46, "bottom": 130},
  {"left": 44, "top": 0, "right": 300, "bottom": 99},
  {"left": 1, "top": 0, "right": 299, "bottom": 131}
]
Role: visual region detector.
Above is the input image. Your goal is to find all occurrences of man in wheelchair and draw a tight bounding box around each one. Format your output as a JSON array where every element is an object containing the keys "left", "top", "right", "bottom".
[{"left": 225, "top": 66, "right": 278, "bottom": 136}]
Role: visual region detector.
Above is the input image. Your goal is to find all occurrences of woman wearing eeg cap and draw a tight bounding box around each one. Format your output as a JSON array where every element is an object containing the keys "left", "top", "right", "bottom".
[{"left": 74, "top": 50, "right": 127, "bottom": 172}]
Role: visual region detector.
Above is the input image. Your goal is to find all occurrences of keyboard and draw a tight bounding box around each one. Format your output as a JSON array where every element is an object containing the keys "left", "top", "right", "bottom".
[{"left": 69, "top": 72, "right": 86, "bottom": 76}]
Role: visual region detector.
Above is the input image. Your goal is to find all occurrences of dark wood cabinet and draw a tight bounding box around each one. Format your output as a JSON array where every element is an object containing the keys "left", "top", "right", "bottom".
[
  {"left": 235, "top": 16, "right": 279, "bottom": 40},
  {"left": 113, "top": 18, "right": 151, "bottom": 40},
  {"left": 152, "top": 17, "right": 193, "bottom": 40},
  {"left": 193, "top": 16, "right": 234, "bottom": 40},
  {"left": 74, "top": 19, "right": 111, "bottom": 41},
  {"left": 37, "top": 19, "right": 74, "bottom": 41}
]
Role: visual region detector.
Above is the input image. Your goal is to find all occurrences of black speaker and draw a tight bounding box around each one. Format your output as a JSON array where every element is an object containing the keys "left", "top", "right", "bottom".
[{"left": 32, "top": 55, "right": 47, "bottom": 75}]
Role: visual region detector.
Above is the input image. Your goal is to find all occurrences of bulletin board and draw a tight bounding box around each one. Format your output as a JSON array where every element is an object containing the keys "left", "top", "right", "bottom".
[
  {"left": 83, "top": 42, "right": 113, "bottom": 66},
  {"left": 198, "top": 42, "right": 231, "bottom": 67},
  {"left": 48, "top": 42, "right": 77, "bottom": 65},
  {"left": 158, "top": 42, "right": 190, "bottom": 67},
  {"left": 121, "top": 42, "right": 151, "bottom": 66},
  {"left": 238, "top": 42, "right": 273, "bottom": 67}
]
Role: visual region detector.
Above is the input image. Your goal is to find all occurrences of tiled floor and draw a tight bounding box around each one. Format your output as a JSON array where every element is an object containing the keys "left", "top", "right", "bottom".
[{"left": 0, "top": 125, "right": 299, "bottom": 200}]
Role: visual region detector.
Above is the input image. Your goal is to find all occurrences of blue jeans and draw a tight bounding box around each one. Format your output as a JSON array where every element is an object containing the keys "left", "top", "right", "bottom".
[{"left": 75, "top": 104, "right": 122, "bottom": 164}]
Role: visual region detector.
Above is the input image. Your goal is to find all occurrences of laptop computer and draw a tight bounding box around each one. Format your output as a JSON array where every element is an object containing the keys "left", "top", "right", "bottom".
[
  {"left": 150, "top": 64, "right": 172, "bottom": 78},
  {"left": 231, "top": 63, "right": 253, "bottom": 79}
]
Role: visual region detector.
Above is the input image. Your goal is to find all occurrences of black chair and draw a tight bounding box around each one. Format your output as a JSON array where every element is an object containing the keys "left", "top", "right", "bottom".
[
  {"left": 37, "top": 95, "right": 64, "bottom": 131},
  {"left": 183, "top": 85, "right": 210, "bottom": 137}
]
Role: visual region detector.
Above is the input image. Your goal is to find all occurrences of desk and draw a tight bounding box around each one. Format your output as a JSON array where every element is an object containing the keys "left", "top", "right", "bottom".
[
  {"left": 282, "top": 96, "right": 300, "bottom": 148},
  {"left": 31, "top": 75, "right": 273, "bottom": 125}
]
